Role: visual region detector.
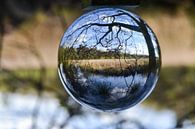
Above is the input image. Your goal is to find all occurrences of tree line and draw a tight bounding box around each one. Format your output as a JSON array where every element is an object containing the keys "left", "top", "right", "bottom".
[{"left": 60, "top": 45, "right": 148, "bottom": 60}]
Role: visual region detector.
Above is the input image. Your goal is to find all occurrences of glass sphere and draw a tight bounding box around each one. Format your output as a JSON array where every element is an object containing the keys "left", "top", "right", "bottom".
[{"left": 58, "top": 8, "right": 161, "bottom": 111}]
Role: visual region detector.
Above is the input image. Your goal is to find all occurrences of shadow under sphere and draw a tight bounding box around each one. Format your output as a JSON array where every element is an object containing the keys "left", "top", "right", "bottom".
[{"left": 58, "top": 8, "right": 161, "bottom": 111}]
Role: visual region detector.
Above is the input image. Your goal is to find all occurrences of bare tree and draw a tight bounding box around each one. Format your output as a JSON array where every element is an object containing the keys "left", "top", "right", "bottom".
[{"left": 62, "top": 9, "right": 159, "bottom": 95}]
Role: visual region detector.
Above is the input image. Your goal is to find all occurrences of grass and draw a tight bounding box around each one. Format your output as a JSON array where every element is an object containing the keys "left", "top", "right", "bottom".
[
  {"left": 66, "top": 59, "right": 149, "bottom": 76},
  {"left": 72, "top": 59, "right": 149, "bottom": 70}
]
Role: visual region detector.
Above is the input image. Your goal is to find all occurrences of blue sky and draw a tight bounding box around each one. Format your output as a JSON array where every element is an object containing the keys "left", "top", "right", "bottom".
[{"left": 61, "top": 8, "right": 160, "bottom": 58}]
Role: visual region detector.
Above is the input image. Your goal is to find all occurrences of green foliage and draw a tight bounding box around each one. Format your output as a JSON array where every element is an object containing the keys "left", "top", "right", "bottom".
[{"left": 148, "top": 66, "right": 195, "bottom": 118}]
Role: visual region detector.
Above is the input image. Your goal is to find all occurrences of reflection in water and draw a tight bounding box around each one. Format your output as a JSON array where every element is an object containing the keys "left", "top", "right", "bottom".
[
  {"left": 58, "top": 8, "right": 161, "bottom": 111},
  {"left": 73, "top": 66, "right": 148, "bottom": 101},
  {"left": 0, "top": 93, "right": 179, "bottom": 129}
]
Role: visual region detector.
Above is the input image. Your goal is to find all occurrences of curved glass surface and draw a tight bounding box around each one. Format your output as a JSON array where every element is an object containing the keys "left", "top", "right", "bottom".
[{"left": 58, "top": 8, "right": 161, "bottom": 111}]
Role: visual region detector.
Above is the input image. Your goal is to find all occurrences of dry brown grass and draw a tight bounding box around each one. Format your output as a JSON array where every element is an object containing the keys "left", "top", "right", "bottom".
[{"left": 71, "top": 59, "right": 149, "bottom": 70}]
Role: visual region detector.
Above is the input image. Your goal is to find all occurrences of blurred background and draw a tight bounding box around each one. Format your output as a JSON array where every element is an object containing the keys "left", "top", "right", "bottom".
[{"left": 0, "top": 0, "right": 195, "bottom": 129}]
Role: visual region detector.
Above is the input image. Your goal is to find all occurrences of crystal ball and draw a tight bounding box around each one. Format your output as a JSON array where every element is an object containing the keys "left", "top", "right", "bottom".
[{"left": 58, "top": 8, "right": 161, "bottom": 111}]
